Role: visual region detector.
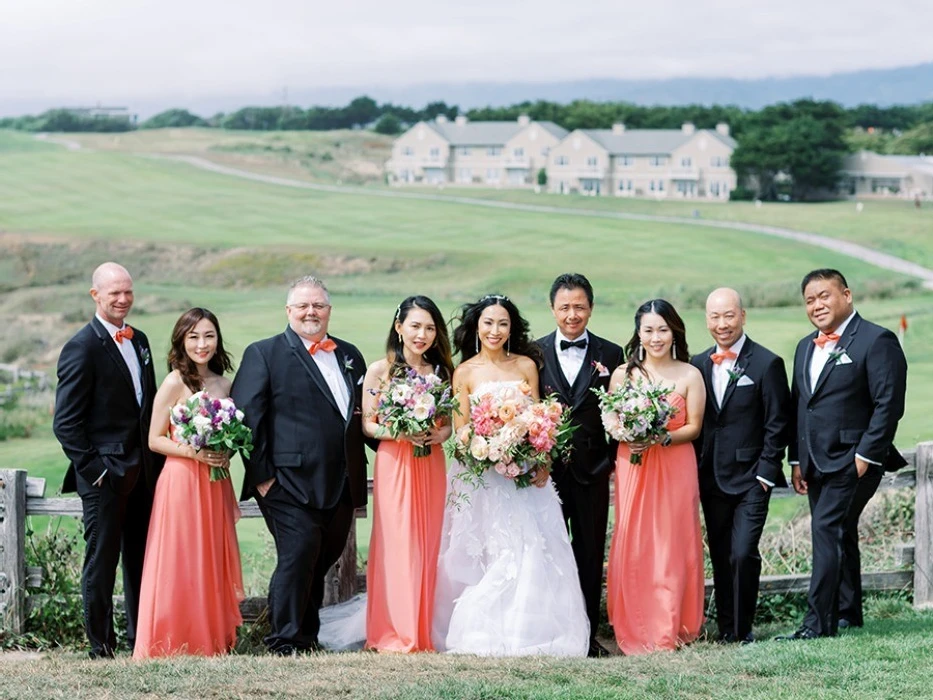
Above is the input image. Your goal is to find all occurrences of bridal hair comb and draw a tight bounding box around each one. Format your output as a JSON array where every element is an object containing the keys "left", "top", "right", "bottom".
[
  {"left": 394, "top": 303, "right": 402, "bottom": 321},
  {"left": 481, "top": 294, "right": 510, "bottom": 303}
]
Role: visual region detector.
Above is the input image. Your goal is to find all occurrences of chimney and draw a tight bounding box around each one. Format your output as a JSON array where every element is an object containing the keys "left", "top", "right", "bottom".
[
  {"left": 436, "top": 114, "right": 448, "bottom": 124},
  {"left": 715, "top": 122, "right": 730, "bottom": 137},
  {"left": 455, "top": 115, "right": 468, "bottom": 126},
  {"left": 612, "top": 122, "right": 626, "bottom": 135},
  {"left": 681, "top": 122, "right": 695, "bottom": 135},
  {"left": 517, "top": 114, "right": 531, "bottom": 126}
]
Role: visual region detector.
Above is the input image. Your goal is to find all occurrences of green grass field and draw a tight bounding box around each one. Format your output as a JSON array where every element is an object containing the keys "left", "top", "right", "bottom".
[{"left": 1, "top": 127, "right": 931, "bottom": 605}]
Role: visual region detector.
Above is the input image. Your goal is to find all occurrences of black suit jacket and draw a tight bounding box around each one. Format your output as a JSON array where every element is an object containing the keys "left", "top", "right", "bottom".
[
  {"left": 788, "top": 313, "right": 907, "bottom": 475},
  {"left": 54, "top": 317, "right": 162, "bottom": 494},
  {"left": 691, "top": 336, "right": 790, "bottom": 494},
  {"left": 536, "top": 331, "right": 625, "bottom": 484},
  {"left": 231, "top": 327, "right": 369, "bottom": 510}
]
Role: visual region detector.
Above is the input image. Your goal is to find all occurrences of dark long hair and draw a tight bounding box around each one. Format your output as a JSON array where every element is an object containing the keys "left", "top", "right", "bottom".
[
  {"left": 453, "top": 294, "right": 543, "bottom": 367},
  {"left": 624, "top": 298, "right": 689, "bottom": 378},
  {"left": 167, "top": 308, "right": 234, "bottom": 393},
  {"left": 386, "top": 295, "right": 454, "bottom": 382}
]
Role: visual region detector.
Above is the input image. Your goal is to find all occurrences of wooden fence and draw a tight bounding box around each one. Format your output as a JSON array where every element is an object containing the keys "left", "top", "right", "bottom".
[{"left": 2, "top": 443, "right": 932, "bottom": 635}]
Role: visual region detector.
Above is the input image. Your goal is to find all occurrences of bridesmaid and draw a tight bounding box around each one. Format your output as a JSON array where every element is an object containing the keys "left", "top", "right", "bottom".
[
  {"left": 134, "top": 308, "right": 244, "bottom": 659},
  {"left": 362, "top": 296, "right": 454, "bottom": 652},
  {"left": 605, "top": 299, "right": 706, "bottom": 655}
]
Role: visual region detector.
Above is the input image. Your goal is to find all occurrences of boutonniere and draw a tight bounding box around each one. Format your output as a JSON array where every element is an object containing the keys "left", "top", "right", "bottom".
[
  {"left": 726, "top": 364, "right": 746, "bottom": 384},
  {"left": 591, "top": 360, "right": 610, "bottom": 377},
  {"left": 343, "top": 358, "right": 355, "bottom": 373},
  {"left": 140, "top": 347, "right": 151, "bottom": 367},
  {"left": 829, "top": 347, "right": 851, "bottom": 365}
]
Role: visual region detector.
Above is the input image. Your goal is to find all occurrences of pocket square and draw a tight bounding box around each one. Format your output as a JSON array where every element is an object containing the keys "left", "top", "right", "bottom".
[
  {"left": 598, "top": 369, "right": 610, "bottom": 378},
  {"left": 357, "top": 376, "right": 365, "bottom": 385},
  {"left": 736, "top": 375, "right": 755, "bottom": 387},
  {"left": 835, "top": 353, "right": 853, "bottom": 365}
]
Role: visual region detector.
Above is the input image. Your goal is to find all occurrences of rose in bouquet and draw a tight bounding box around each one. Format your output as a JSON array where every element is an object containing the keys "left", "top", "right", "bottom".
[
  {"left": 453, "top": 382, "right": 575, "bottom": 489},
  {"left": 592, "top": 378, "right": 678, "bottom": 465},
  {"left": 170, "top": 391, "right": 253, "bottom": 481},
  {"left": 371, "top": 367, "right": 457, "bottom": 457}
]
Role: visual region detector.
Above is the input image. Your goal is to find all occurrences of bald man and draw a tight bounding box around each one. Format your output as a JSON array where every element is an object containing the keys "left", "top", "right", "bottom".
[
  {"left": 691, "top": 288, "right": 790, "bottom": 643},
  {"left": 53, "top": 263, "right": 162, "bottom": 658}
]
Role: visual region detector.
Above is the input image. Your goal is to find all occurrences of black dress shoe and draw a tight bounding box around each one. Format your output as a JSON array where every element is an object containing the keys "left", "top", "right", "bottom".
[
  {"left": 837, "top": 618, "right": 860, "bottom": 630},
  {"left": 588, "top": 640, "right": 612, "bottom": 658},
  {"left": 716, "top": 632, "right": 737, "bottom": 645},
  {"left": 774, "top": 626, "right": 820, "bottom": 641},
  {"left": 741, "top": 632, "right": 755, "bottom": 645}
]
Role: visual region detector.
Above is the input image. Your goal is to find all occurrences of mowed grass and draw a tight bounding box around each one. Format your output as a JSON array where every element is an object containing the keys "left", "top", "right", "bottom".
[{"left": 2, "top": 610, "right": 933, "bottom": 699}]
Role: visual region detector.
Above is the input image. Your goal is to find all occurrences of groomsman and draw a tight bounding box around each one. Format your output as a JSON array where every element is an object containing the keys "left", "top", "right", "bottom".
[
  {"left": 537, "top": 273, "right": 624, "bottom": 658},
  {"left": 232, "top": 276, "right": 368, "bottom": 655},
  {"left": 53, "top": 263, "right": 162, "bottom": 658},
  {"left": 778, "top": 269, "right": 907, "bottom": 640},
  {"left": 691, "top": 288, "right": 790, "bottom": 643}
]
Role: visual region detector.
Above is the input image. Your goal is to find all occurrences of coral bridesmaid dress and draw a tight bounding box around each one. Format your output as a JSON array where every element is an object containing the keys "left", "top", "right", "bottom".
[
  {"left": 365, "top": 439, "right": 447, "bottom": 652},
  {"left": 606, "top": 392, "right": 705, "bottom": 655},
  {"left": 133, "top": 442, "right": 244, "bottom": 658}
]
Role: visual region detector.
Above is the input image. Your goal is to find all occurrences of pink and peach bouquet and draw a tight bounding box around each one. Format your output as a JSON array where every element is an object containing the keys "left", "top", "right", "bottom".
[
  {"left": 453, "top": 381, "right": 574, "bottom": 489},
  {"left": 371, "top": 367, "right": 456, "bottom": 457}
]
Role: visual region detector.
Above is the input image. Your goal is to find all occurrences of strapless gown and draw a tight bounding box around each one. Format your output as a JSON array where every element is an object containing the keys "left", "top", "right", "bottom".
[
  {"left": 606, "top": 392, "right": 705, "bottom": 655},
  {"left": 431, "top": 381, "right": 589, "bottom": 656}
]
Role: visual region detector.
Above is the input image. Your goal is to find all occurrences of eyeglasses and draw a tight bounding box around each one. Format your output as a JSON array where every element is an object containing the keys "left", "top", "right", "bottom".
[{"left": 287, "top": 303, "right": 331, "bottom": 312}]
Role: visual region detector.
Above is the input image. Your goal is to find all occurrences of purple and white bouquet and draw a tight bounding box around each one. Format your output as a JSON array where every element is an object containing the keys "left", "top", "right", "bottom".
[
  {"left": 170, "top": 391, "right": 253, "bottom": 481},
  {"left": 593, "top": 379, "right": 679, "bottom": 465},
  {"left": 372, "top": 368, "right": 456, "bottom": 457}
]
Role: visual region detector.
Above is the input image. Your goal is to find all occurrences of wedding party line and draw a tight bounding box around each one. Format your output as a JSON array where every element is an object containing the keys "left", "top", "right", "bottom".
[{"left": 51, "top": 262, "right": 906, "bottom": 659}]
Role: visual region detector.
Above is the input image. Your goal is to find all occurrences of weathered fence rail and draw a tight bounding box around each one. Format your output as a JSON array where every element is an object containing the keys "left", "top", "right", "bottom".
[{"left": 2, "top": 443, "right": 932, "bottom": 635}]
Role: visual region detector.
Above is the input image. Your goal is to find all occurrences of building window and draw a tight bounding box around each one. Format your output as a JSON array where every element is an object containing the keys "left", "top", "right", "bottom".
[
  {"left": 649, "top": 181, "right": 655, "bottom": 192},
  {"left": 555, "top": 155, "right": 569, "bottom": 166},
  {"left": 586, "top": 156, "right": 599, "bottom": 167},
  {"left": 649, "top": 156, "right": 667, "bottom": 167},
  {"left": 541, "top": 147, "right": 550, "bottom": 157},
  {"left": 429, "top": 147, "right": 440, "bottom": 159},
  {"left": 458, "top": 168, "right": 472, "bottom": 183},
  {"left": 459, "top": 147, "right": 471, "bottom": 156},
  {"left": 658, "top": 180, "right": 665, "bottom": 192},
  {"left": 403, "top": 146, "right": 414, "bottom": 156},
  {"left": 710, "top": 181, "right": 720, "bottom": 196},
  {"left": 710, "top": 156, "right": 728, "bottom": 167},
  {"left": 513, "top": 147, "right": 524, "bottom": 157},
  {"left": 487, "top": 146, "right": 502, "bottom": 156},
  {"left": 618, "top": 179, "right": 633, "bottom": 191},
  {"left": 680, "top": 156, "right": 692, "bottom": 167},
  {"left": 486, "top": 168, "right": 500, "bottom": 182},
  {"left": 619, "top": 156, "right": 635, "bottom": 168}
]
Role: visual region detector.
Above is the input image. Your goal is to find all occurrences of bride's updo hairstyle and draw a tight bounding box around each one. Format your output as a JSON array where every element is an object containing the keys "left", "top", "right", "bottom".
[
  {"left": 386, "top": 295, "right": 454, "bottom": 382},
  {"left": 624, "top": 298, "right": 689, "bottom": 379},
  {"left": 167, "top": 307, "right": 234, "bottom": 393},
  {"left": 453, "top": 294, "right": 543, "bottom": 367}
]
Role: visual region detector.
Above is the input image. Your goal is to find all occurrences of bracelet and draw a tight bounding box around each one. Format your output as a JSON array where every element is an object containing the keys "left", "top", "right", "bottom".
[{"left": 661, "top": 433, "right": 673, "bottom": 447}]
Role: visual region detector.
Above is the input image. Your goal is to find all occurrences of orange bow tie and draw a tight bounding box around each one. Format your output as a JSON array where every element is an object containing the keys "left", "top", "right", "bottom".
[
  {"left": 813, "top": 332, "right": 840, "bottom": 349},
  {"left": 710, "top": 349, "right": 737, "bottom": 365},
  {"left": 308, "top": 338, "right": 337, "bottom": 355},
  {"left": 114, "top": 326, "right": 134, "bottom": 344}
]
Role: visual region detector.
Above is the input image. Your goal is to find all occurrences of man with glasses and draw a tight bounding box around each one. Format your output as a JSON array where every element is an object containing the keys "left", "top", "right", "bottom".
[{"left": 232, "top": 276, "right": 369, "bottom": 655}]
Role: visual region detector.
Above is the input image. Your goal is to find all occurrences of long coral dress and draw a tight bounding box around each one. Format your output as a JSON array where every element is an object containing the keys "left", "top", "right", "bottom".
[
  {"left": 365, "top": 439, "right": 447, "bottom": 651},
  {"left": 133, "top": 439, "right": 244, "bottom": 659},
  {"left": 606, "top": 392, "right": 705, "bottom": 655}
]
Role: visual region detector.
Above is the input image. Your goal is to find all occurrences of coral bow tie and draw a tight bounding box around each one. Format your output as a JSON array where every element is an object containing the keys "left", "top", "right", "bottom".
[
  {"left": 813, "top": 332, "right": 840, "bottom": 349},
  {"left": 710, "top": 350, "right": 737, "bottom": 365},
  {"left": 308, "top": 338, "right": 337, "bottom": 355},
  {"left": 114, "top": 326, "right": 134, "bottom": 344}
]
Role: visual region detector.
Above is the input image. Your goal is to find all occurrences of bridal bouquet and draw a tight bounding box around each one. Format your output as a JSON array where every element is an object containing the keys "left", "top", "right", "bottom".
[
  {"left": 372, "top": 367, "right": 456, "bottom": 457},
  {"left": 453, "top": 382, "right": 574, "bottom": 489},
  {"left": 593, "top": 379, "right": 678, "bottom": 465},
  {"left": 170, "top": 391, "right": 253, "bottom": 481}
]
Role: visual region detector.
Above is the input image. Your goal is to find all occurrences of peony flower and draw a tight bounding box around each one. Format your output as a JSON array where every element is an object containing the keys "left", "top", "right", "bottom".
[
  {"left": 411, "top": 394, "right": 435, "bottom": 421},
  {"left": 469, "top": 435, "right": 489, "bottom": 460}
]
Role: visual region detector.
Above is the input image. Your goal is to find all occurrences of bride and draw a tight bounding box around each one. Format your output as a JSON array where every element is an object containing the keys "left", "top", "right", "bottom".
[{"left": 431, "top": 294, "right": 590, "bottom": 656}]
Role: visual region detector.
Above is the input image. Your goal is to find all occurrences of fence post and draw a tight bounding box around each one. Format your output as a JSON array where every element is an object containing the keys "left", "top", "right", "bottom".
[
  {"left": 323, "top": 519, "right": 357, "bottom": 606},
  {"left": 0, "top": 469, "right": 27, "bottom": 634},
  {"left": 915, "top": 442, "right": 933, "bottom": 609}
]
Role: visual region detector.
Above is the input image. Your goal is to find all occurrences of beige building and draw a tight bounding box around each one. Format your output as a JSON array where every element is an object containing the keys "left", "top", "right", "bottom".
[
  {"left": 840, "top": 151, "right": 933, "bottom": 199},
  {"left": 386, "top": 115, "right": 568, "bottom": 186},
  {"left": 547, "top": 123, "right": 737, "bottom": 199}
]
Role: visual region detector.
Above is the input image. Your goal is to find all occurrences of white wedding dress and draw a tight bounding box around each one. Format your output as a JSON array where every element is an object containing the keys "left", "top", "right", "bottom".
[{"left": 431, "top": 381, "right": 590, "bottom": 656}]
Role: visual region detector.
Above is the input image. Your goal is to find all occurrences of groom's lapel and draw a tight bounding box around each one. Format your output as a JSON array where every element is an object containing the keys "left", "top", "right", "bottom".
[
  {"left": 285, "top": 328, "right": 341, "bottom": 416},
  {"left": 569, "top": 337, "right": 596, "bottom": 408},
  {"left": 543, "top": 333, "right": 572, "bottom": 400}
]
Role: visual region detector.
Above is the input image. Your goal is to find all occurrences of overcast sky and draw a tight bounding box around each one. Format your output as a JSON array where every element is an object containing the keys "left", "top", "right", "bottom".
[{"left": 2, "top": 0, "right": 931, "bottom": 113}]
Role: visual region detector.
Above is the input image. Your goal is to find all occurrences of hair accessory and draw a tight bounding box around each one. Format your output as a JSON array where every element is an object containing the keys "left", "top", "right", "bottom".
[
  {"left": 481, "top": 294, "right": 510, "bottom": 303},
  {"left": 394, "top": 304, "right": 402, "bottom": 321}
]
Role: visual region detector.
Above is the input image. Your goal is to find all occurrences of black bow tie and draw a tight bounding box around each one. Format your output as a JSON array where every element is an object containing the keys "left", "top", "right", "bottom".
[{"left": 560, "top": 338, "right": 587, "bottom": 351}]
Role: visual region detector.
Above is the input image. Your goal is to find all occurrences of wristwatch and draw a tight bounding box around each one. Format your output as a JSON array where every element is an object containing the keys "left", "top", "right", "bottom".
[{"left": 660, "top": 433, "right": 673, "bottom": 447}]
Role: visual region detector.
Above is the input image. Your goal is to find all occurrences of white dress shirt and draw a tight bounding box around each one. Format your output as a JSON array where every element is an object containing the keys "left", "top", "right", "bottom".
[
  {"left": 302, "top": 335, "right": 350, "bottom": 418},
  {"left": 555, "top": 329, "right": 589, "bottom": 386},
  {"left": 96, "top": 314, "right": 143, "bottom": 405},
  {"left": 711, "top": 334, "right": 746, "bottom": 408}
]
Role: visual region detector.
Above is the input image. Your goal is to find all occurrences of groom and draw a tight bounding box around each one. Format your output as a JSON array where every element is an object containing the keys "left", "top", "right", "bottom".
[
  {"left": 232, "top": 276, "right": 369, "bottom": 655},
  {"left": 537, "top": 273, "right": 624, "bottom": 658},
  {"left": 53, "top": 262, "right": 162, "bottom": 658}
]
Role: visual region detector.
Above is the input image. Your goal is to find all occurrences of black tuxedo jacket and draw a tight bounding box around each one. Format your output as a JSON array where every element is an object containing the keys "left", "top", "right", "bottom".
[
  {"left": 691, "top": 337, "right": 790, "bottom": 494},
  {"left": 788, "top": 313, "right": 907, "bottom": 475},
  {"left": 231, "top": 327, "right": 369, "bottom": 509},
  {"left": 536, "top": 331, "right": 625, "bottom": 484},
  {"left": 54, "top": 317, "right": 162, "bottom": 494}
]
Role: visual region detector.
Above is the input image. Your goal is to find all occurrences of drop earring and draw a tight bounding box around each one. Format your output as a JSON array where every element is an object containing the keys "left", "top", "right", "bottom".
[
  {"left": 398, "top": 333, "right": 402, "bottom": 344},
  {"left": 475, "top": 335, "right": 479, "bottom": 354},
  {"left": 672, "top": 345, "right": 677, "bottom": 360},
  {"left": 506, "top": 337, "right": 511, "bottom": 356},
  {"left": 639, "top": 345, "right": 645, "bottom": 362}
]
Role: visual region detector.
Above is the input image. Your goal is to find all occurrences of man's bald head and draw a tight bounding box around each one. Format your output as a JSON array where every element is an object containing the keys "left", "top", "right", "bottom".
[
  {"left": 90, "top": 262, "right": 134, "bottom": 326},
  {"left": 705, "top": 287, "right": 746, "bottom": 349}
]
